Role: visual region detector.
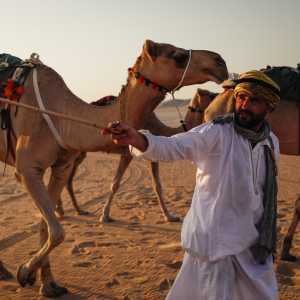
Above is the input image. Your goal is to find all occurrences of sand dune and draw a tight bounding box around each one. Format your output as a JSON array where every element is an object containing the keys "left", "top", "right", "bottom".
[{"left": 0, "top": 106, "right": 299, "bottom": 299}]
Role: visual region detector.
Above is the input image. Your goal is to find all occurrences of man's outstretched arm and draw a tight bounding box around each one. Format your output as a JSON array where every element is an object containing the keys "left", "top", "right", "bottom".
[{"left": 102, "top": 121, "right": 148, "bottom": 152}]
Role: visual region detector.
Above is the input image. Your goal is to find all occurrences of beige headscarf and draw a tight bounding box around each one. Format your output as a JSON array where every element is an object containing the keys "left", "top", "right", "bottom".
[{"left": 233, "top": 70, "right": 280, "bottom": 110}]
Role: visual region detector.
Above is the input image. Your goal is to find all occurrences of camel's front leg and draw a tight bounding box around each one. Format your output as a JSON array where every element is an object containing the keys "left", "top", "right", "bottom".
[
  {"left": 281, "top": 196, "right": 300, "bottom": 262},
  {"left": 149, "top": 162, "right": 180, "bottom": 222},
  {"left": 39, "top": 219, "right": 68, "bottom": 297},
  {"left": 35, "top": 153, "right": 81, "bottom": 297},
  {"left": 15, "top": 165, "right": 65, "bottom": 296},
  {"left": 100, "top": 153, "right": 133, "bottom": 223}
]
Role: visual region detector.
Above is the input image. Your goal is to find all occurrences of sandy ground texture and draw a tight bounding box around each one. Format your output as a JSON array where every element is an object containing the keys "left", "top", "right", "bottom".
[{"left": 0, "top": 106, "right": 300, "bottom": 299}]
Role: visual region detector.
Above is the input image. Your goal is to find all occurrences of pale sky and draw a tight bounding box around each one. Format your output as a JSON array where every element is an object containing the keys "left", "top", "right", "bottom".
[{"left": 1, "top": 0, "right": 299, "bottom": 102}]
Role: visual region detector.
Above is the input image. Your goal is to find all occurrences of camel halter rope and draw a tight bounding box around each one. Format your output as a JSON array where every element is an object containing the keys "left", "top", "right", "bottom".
[{"left": 169, "top": 49, "right": 192, "bottom": 131}]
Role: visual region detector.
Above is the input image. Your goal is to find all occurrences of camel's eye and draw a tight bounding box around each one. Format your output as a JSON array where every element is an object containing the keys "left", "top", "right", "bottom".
[{"left": 173, "top": 51, "right": 189, "bottom": 67}]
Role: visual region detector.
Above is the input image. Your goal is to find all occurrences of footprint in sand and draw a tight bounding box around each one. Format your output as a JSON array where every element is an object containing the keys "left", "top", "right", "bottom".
[
  {"left": 73, "top": 261, "right": 93, "bottom": 268},
  {"left": 83, "top": 231, "right": 103, "bottom": 237},
  {"left": 70, "top": 240, "right": 96, "bottom": 255},
  {"left": 105, "top": 278, "right": 120, "bottom": 288},
  {"left": 96, "top": 241, "right": 121, "bottom": 247},
  {"left": 116, "top": 271, "right": 130, "bottom": 277}
]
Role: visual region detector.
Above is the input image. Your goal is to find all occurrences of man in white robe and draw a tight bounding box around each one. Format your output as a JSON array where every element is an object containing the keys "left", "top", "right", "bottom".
[{"left": 103, "top": 70, "right": 281, "bottom": 300}]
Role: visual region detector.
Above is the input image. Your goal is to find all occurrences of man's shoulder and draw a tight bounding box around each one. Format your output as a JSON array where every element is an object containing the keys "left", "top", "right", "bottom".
[
  {"left": 190, "top": 120, "right": 225, "bottom": 133},
  {"left": 212, "top": 113, "right": 234, "bottom": 125},
  {"left": 190, "top": 118, "right": 232, "bottom": 142}
]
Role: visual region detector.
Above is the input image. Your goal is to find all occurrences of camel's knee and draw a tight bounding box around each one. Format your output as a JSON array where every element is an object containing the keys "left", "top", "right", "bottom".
[
  {"left": 295, "top": 196, "right": 300, "bottom": 215},
  {"left": 14, "top": 172, "right": 22, "bottom": 183},
  {"left": 110, "top": 181, "right": 120, "bottom": 193},
  {"left": 49, "top": 223, "right": 65, "bottom": 248},
  {"left": 15, "top": 167, "right": 41, "bottom": 186},
  {"left": 15, "top": 158, "right": 41, "bottom": 181}
]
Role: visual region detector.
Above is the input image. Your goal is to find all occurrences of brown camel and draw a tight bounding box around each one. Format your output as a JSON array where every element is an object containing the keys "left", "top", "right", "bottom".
[
  {"left": 56, "top": 89, "right": 218, "bottom": 222},
  {"left": 280, "top": 197, "right": 300, "bottom": 262},
  {"left": 0, "top": 40, "right": 227, "bottom": 297},
  {"left": 203, "top": 83, "right": 300, "bottom": 262}
]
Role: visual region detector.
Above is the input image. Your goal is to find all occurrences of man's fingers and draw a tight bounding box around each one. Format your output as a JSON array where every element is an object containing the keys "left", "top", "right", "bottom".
[
  {"left": 101, "top": 121, "right": 125, "bottom": 135},
  {"left": 111, "top": 120, "right": 121, "bottom": 128},
  {"left": 111, "top": 132, "right": 128, "bottom": 140},
  {"left": 101, "top": 128, "right": 111, "bottom": 135}
]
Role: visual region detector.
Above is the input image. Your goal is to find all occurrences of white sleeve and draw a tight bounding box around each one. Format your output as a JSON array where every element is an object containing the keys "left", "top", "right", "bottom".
[{"left": 130, "top": 122, "right": 220, "bottom": 162}]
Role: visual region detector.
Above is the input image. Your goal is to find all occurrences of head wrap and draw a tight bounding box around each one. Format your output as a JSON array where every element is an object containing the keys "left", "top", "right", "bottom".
[{"left": 233, "top": 70, "right": 280, "bottom": 110}]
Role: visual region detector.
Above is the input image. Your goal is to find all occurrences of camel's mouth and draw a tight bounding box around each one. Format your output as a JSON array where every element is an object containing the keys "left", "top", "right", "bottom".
[{"left": 207, "top": 72, "right": 229, "bottom": 85}]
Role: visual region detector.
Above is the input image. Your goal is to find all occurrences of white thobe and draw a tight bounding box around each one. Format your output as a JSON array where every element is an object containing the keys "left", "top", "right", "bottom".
[{"left": 131, "top": 121, "right": 279, "bottom": 300}]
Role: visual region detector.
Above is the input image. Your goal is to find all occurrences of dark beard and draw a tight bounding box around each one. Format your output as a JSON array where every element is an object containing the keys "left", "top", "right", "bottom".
[{"left": 234, "top": 109, "right": 267, "bottom": 130}]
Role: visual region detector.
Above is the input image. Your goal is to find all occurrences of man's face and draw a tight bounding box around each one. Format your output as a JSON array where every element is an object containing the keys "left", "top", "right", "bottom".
[{"left": 234, "top": 92, "right": 270, "bottom": 130}]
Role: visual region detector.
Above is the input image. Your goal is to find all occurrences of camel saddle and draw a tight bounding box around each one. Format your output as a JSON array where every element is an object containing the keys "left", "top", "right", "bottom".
[
  {"left": 0, "top": 53, "right": 33, "bottom": 106},
  {"left": 0, "top": 53, "right": 35, "bottom": 164},
  {"left": 91, "top": 95, "right": 117, "bottom": 106},
  {"left": 262, "top": 64, "right": 300, "bottom": 102}
]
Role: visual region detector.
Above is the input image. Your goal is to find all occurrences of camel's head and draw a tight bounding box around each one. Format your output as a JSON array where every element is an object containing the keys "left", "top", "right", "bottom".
[
  {"left": 204, "top": 89, "right": 235, "bottom": 123},
  {"left": 194, "top": 88, "right": 219, "bottom": 111},
  {"left": 184, "top": 88, "right": 218, "bottom": 129},
  {"left": 135, "top": 40, "right": 228, "bottom": 91}
]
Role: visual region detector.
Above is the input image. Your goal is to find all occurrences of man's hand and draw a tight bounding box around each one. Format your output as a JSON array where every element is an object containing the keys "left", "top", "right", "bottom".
[{"left": 101, "top": 121, "right": 148, "bottom": 152}]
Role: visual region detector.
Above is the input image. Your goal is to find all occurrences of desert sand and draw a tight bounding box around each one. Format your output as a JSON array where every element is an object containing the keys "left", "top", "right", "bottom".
[{"left": 0, "top": 104, "right": 300, "bottom": 299}]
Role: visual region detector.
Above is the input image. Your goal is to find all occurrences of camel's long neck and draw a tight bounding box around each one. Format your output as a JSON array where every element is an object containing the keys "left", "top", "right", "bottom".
[
  {"left": 34, "top": 67, "right": 166, "bottom": 152},
  {"left": 144, "top": 113, "right": 183, "bottom": 136},
  {"left": 144, "top": 98, "right": 205, "bottom": 136},
  {"left": 118, "top": 78, "right": 166, "bottom": 129}
]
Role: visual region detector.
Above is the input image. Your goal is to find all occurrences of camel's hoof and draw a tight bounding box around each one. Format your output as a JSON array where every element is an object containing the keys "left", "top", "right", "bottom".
[
  {"left": 0, "top": 263, "right": 13, "bottom": 280},
  {"left": 165, "top": 215, "right": 181, "bottom": 223},
  {"left": 77, "top": 209, "right": 89, "bottom": 216},
  {"left": 40, "top": 281, "right": 68, "bottom": 298},
  {"left": 281, "top": 253, "right": 297, "bottom": 262},
  {"left": 17, "top": 264, "right": 36, "bottom": 287},
  {"left": 100, "top": 214, "right": 115, "bottom": 223}
]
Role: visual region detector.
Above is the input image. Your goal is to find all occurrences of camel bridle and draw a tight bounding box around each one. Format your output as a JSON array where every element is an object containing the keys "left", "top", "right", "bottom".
[
  {"left": 127, "top": 68, "right": 170, "bottom": 94},
  {"left": 171, "top": 49, "right": 192, "bottom": 132},
  {"left": 127, "top": 49, "right": 193, "bottom": 131}
]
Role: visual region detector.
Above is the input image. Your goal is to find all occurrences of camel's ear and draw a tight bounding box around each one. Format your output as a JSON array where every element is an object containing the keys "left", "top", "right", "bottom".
[{"left": 143, "top": 39, "right": 158, "bottom": 62}]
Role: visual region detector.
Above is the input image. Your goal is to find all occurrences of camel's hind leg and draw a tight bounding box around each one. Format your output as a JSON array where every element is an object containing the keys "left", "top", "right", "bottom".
[
  {"left": 0, "top": 261, "right": 13, "bottom": 280},
  {"left": 149, "top": 162, "right": 180, "bottom": 222},
  {"left": 56, "top": 153, "right": 88, "bottom": 217},
  {"left": 100, "top": 153, "right": 133, "bottom": 223},
  {"left": 65, "top": 152, "right": 89, "bottom": 215},
  {"left": 281, "top": 196, "right": 300, "bottom": 262}
]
